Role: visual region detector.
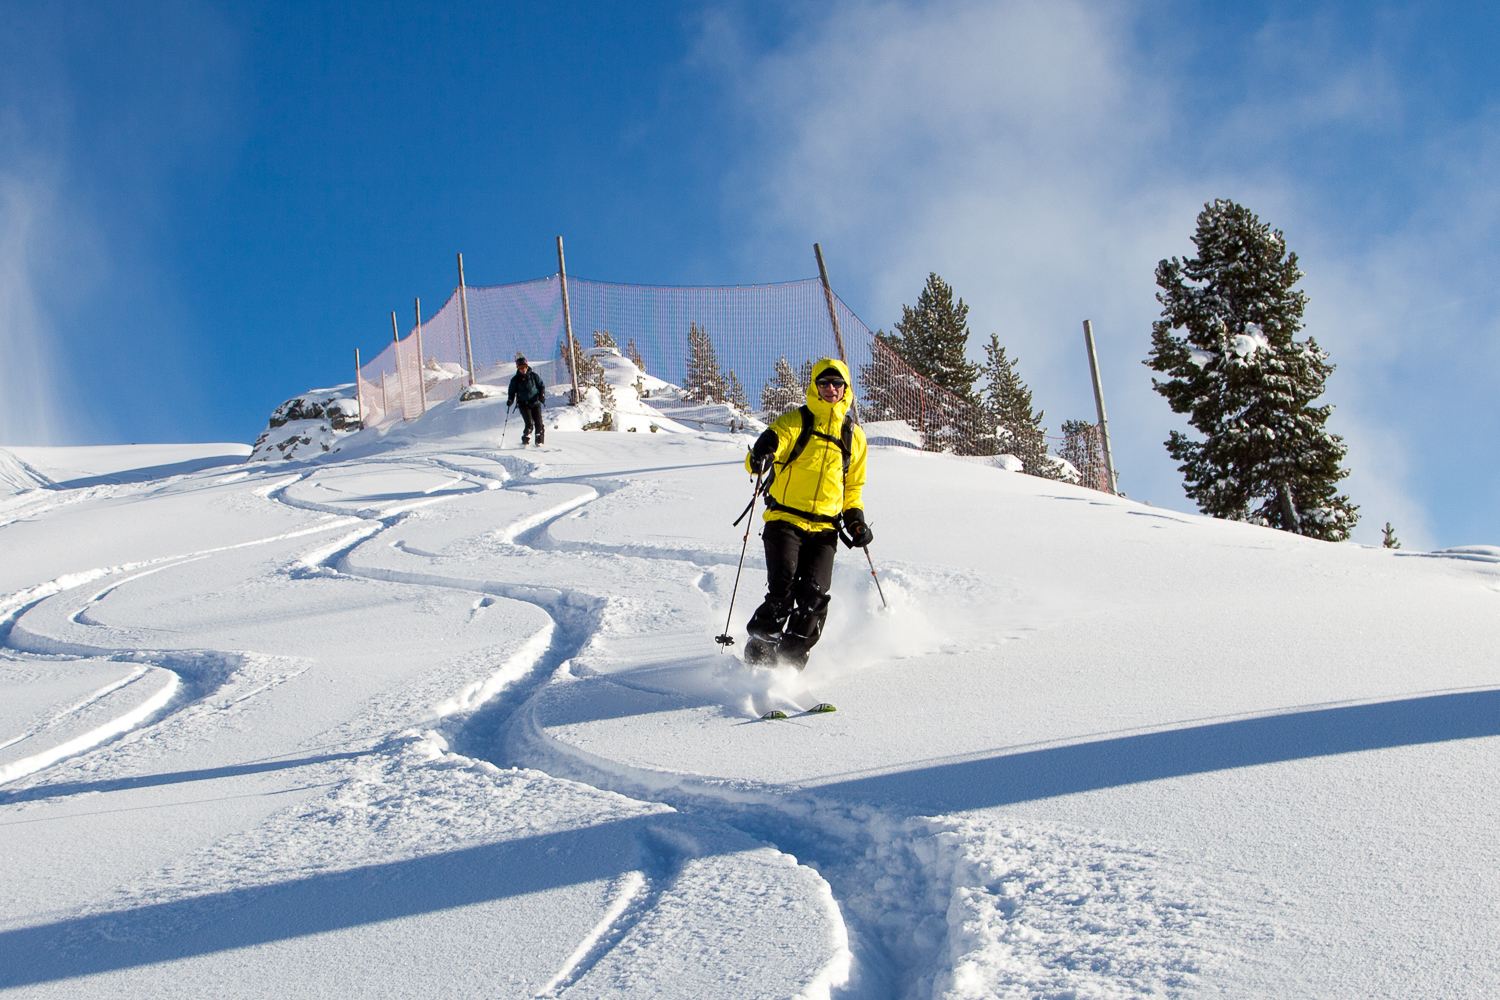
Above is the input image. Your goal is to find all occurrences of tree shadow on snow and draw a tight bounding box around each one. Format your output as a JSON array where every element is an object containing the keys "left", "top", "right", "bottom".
[
  {"left": 814, "top": 687, "right": 1500, "bottom": 813},
  {"left": 49, "top": 455, "right": 249, "bottom": 489},
  {"left": 8, "top": 689, "right": 1496, "bottom": 986},
  {"left": 0, "top": 815, "right": 658, "bottom": 988},
  {"left": 0, "top": 750, "right": 370, "bottom": 805}
]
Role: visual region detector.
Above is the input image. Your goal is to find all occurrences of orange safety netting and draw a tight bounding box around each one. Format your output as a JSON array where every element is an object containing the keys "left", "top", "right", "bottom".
[{"left": 355, "top": 273, "right": 1113, "bottom": 492}]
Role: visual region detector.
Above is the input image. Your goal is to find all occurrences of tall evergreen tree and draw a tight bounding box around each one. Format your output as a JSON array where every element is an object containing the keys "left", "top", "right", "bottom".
[
  {"left": 761, "top": 356, "right": 803, "bottom": 416},
  {"left": 1147, "top": 199, "right": 1358, "bottom": 540},
  {"left": 877, "top": 272, "right": 981, "bottom": 399},
  {"left": 683, "top": 322, "right": 725, "bottom": 403},
  {"left": 978, "top": 334, "right": 1060, "bottom": 478}
]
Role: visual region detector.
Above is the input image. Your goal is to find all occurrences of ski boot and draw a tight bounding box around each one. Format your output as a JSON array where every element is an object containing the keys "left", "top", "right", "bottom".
[{"left": 744, "top": 637, "right": 780, "bottom": 665}]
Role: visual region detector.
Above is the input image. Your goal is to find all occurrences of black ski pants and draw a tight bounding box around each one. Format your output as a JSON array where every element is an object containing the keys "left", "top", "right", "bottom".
[
  {"left": 749, "top": 519, "right": 838, "bottom": 659},
  {"left": 518, "top": 403, "right": 544, "bottom": 443}
]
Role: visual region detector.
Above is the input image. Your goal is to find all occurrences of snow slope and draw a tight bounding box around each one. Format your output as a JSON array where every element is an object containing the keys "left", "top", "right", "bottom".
[{"left": 2, "top": 392, "right": 1498, "bottom": 998}]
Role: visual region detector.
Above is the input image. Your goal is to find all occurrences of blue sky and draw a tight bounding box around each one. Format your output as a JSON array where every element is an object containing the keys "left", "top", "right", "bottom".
[{"left": 2, "top": 1, "right": 1497, "bottom": 548}]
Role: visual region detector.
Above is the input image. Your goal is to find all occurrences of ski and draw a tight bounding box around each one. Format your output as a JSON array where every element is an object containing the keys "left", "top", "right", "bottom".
[{"left": 760, "top": 703, "right": 835, "bottom": 721}]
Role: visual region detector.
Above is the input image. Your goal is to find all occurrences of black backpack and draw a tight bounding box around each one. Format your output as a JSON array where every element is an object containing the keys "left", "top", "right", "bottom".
[{"left": 736, "top": 407, "right": 856, "bottom": 528}]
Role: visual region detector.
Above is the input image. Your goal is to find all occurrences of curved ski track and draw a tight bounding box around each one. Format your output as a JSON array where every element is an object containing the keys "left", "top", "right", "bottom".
[{"left": 0, "top": 450, "right": 992, "bottom": 999}]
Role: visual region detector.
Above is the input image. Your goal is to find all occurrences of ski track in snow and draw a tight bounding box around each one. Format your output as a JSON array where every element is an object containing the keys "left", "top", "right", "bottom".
[
  {"left": 287, "top": 450, "right": 1251, "bottom": 998},
  {"left": 0, "top": 447, "right": 1252, "bottom": 999}
]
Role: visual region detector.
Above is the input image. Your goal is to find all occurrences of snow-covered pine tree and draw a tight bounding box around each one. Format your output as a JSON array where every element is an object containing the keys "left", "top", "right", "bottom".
[
  {"left": 1382, "top": 522, "right": 1401, "bottom": 549},
  {"left": 683, "top": 322, "right": 725, "bottom": 403},
  {"left": 626, "top": 337, "right": 648, "bottom": 374},
  {"left": 978, "top": 334, "right": 1060, "bottom": 479},
  {"left": 877, "top": 273, "right": 981, "bottom": 400},
  {"left": 592, "top": 329, "right": 617, "bottom": 349},
  {"left": 761, "top": 357, "right": 803, "bottom": 416},
  {"left": 1147, "top": 199, "right": 1358, "bottom": 540},
  {"left": 724, "top": 369, "right": 749, "bottom": 414},
  {"left": 559, "top": 331, "right": 606, "bottom": 403}
]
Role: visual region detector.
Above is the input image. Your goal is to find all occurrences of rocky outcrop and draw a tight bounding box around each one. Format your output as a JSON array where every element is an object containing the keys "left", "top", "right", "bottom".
[{"left": 250, "top": 385, "right": 362, "bottom": 462}]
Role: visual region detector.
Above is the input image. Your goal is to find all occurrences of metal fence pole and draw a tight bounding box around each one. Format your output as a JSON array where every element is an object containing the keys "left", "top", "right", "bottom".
[
  {"left": 415, "top": 298, "right": 428, "bottom": 415},
  {"left": 813, "top": 242, "right": 859, "bottom": 420},
  {"left": 557, "top": 237, "right": 581, "bottom": 405},
  {"left": 354, "top": 348, "right": 365, "bottom": 430},
  {"left": 813, "top": 243, "right": 849, "bottom": 365},
  {"left": 390, "top": 311, "right": 408, "bottom": 420},
  {"left": 457, "top": 252, "right": 477, "bottom": 386},
  {"left": 1082, "top": 320, "right": 1118, "bottom": 494}
]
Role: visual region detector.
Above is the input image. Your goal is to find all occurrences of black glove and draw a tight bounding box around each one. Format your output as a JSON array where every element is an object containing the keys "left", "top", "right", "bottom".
[
  {"left": 748, "top": 429, "right": 779, "bottom": 476},
  {"left": 842, "top": 508, "right": 874, "bottom": 548}
]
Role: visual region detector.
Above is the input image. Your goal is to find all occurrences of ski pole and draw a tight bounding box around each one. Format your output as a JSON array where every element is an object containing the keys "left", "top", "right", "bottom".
[
  {"left": 863, "top": 544, "right": 889, "bottom": 609},
  {"left": 715, "top": 469, "right": 765, "bottom": 649},
  {"left": 500, "top": 403, "right": 513, "bottom": 448}
]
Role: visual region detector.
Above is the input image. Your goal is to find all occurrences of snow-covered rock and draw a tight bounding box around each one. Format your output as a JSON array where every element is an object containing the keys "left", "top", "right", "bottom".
[{"left": 250, "top": 385, "right": 362, "bottom": 461}]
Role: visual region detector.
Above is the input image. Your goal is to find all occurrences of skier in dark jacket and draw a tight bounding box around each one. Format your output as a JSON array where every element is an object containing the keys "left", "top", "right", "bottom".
[
  {"left": 742, "top": 357, "right": 872, "bottom": 668},
  {"left": 506, "top": 356, "right": 547, "bottom": 447}
]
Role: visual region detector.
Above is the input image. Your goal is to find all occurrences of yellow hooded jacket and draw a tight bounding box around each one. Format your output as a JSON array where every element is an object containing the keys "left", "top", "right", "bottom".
[{"left": 744, "top": 357, "right": 867, "bottom": 533}]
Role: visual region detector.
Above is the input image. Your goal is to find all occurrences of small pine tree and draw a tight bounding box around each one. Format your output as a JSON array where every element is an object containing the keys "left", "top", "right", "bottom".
[
  {"left": 592, "top": 329, "right": 617, "bottom": 349},
  {"left": 978, "top": 334, "right": 1059, "bottom": 479},
  {"left": 877, "top": 273, "right": 981, "bottom": 400},
  {"left": 626, "top": 337, "right": 647, "bottom": 374},
  {"left": 1382, "top": 522, "right": 1401, "bottom": 549},
  {"left": 683, "top": 322, "right": 726, "bottom": 402},
  {"left": 725, "top": 370, "right": 749, "bottom": 413},
  {"left": 761, "top": 356, "right": 803, "bottom": 416},
  {"left": 1147, "top": 199, "right": 1358, "bottom": 540},
  {"left": 559, "top": 331, "right": 607, "bottom": 404}
]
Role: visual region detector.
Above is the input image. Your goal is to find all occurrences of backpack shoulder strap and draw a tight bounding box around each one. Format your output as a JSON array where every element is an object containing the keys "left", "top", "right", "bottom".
[
  {"left": 782, "top": 406, "right": 816, "bottom": 468},
  {"left": 785, "top": 406, "right": 857, "bottom": 474},
  {"left": 840, "top": 413, "right": 854, "bottom": 474}
]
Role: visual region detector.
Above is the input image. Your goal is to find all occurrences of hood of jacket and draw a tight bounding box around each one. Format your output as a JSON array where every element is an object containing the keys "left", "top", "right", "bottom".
[{"left": 804, "top": 357, "right": 854, "bottom": 427}]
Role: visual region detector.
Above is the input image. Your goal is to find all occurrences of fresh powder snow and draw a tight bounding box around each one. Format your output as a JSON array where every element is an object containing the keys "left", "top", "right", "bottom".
[{"left": 2, "top": 385, "right": 1498, "bottom": 998}]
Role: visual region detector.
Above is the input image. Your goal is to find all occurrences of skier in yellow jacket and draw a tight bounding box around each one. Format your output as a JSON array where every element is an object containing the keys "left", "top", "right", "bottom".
[{"left": 743, "top": 357, "right": 873, "bottom": 667}]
